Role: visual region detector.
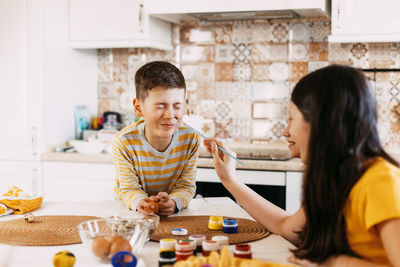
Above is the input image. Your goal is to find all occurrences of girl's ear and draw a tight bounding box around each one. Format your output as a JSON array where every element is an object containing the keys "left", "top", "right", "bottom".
[{"left": 133, "top": 98, "right": 143, "bottom": 117}]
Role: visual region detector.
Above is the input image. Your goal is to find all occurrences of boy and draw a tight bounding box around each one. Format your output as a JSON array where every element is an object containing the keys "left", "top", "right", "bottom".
[{"left": 112, "top": 61, "right": 200, "bottom": 216}]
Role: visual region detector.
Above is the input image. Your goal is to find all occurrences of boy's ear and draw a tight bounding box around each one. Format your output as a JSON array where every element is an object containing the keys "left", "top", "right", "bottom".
[{"left": 133, "top": 98, "right": 143, "bottom": 117}]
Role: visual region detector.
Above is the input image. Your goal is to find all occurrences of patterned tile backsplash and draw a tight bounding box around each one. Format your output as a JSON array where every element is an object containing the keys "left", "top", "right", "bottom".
[{"left": 97, "top": 17, "right": 400, "bottom": 148}]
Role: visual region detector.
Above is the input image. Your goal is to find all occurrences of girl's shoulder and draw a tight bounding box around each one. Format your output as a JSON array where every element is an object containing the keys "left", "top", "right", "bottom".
[{"left": 356, "top": 157, "right": 400, "bottom": 188}]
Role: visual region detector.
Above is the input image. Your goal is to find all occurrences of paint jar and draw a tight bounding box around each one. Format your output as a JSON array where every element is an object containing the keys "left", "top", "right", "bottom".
[
  {"left": 211, "top": 235, "right": 229, "bottom": 246},
  {"left": 222, "top": 218, "right": 238, "bottom": 234},
  {"left": 175, "top": 242, "right": 194, "bottom": 261},
  {"left": 208, "top": 216, "right": 223, "bottom": 230},
  {"left": 233, "top": 244, "right": 252, "bottom": 259},
  {"left": 159, "top": 251, "right": 176, "bottom": 267},
  {"left": 160, "top": 238, "right": 176, "bottom": 252},
  {"left": 202, "top": 240, "right": 220, "bottom": 256},
  {"left": 189, "top": 234, "right": 206, "bottom": 254},
  {"left": 178, "top": 239, "right": 197, "bottom": 256}
]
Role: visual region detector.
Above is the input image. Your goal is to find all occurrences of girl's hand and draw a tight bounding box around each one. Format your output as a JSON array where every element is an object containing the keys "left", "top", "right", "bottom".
[{"left": 203, "top": 138, "right": 237, "bottom": 183}]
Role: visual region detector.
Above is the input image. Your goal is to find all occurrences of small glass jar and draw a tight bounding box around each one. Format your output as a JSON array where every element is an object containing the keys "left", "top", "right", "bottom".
[
  {"left": 175, "top": 242, "right": 194, "bottom": 261},
  {"left": 211, "top": 235, "right": 229, "bottom": 246},
  {"left": 233, "top": 244, "right": 252, "bottom": 259},
  {"left": 189, "top": 234, "right": 206, "bottom": 254},
  {"left": 159, "top": 251, "right": 176, "bottom": 267},
  {"left": 160, "top": 238, "right": 176, "bottom": 252},
  {"left": 202, "top": 240, "right": 220, "bottom": 256},
  {"left": 222, "top": 218, "right": 238, "bottom": 234},
  {"left": 208, "top": 216, "right": 223, "bottom": 230}
]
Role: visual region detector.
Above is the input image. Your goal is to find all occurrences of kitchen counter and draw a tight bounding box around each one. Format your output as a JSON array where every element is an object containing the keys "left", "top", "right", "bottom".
[
  {"left": 0, "top": 198, "right": 295, "bottom": 266},
  {"left": 41, "top": 152, "right": 305, "bottom": 172}
]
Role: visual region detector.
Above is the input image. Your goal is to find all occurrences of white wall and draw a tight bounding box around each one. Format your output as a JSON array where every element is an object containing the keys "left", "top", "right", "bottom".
[{"left": 41, "top": 0, "right": 98, "bottom": 149}]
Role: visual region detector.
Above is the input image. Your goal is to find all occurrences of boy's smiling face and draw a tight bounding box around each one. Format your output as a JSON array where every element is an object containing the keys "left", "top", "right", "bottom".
[{"left": 134, "top": 86, "right": 185, "bottom": 145}]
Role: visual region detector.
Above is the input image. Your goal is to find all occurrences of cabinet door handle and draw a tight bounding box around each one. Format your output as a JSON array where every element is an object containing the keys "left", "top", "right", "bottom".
[
  {"left": 31, "top": 126, "right": 37, "bottom": 156},
  {"left": 139, "top": 2, "right": 144, "bottom": 34}
]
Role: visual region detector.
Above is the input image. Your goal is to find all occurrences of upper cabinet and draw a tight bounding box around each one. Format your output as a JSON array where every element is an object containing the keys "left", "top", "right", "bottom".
[
  {"left": 146, "top": 0, "right": 330, "bottom": 23},
  {"left": 68, "top": 0, "right": 172, "bottom": 50},
  {"left": 329, "top": 0, "right": 400, "bottom": 43}
]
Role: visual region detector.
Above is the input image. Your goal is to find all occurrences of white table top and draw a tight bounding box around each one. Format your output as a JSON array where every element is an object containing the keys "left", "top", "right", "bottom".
[{"left": 0, "top": 197, "right": 295, "bottom": 266}]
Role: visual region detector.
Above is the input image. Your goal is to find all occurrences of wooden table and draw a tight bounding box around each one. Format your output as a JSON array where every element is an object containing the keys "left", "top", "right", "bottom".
[{"left": 0, "top": 197, "right": 295, "bottom": 266}]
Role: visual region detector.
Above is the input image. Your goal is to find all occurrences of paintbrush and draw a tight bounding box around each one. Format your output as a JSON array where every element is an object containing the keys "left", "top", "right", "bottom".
[{"left": 175, "top": 117, "right": 245, "bottom": 165}]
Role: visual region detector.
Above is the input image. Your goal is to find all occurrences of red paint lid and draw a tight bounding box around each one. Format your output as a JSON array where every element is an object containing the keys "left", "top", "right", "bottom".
[{"left": 234, "top": 244, "right": 251, "bottom": 252}]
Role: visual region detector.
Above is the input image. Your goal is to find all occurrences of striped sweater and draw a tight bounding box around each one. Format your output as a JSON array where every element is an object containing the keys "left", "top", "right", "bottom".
[{"left": 112, "top": 120, "right": 200, "bottom": 211}]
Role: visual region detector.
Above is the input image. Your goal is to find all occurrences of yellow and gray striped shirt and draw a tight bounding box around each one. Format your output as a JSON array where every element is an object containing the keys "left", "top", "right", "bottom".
[{"left": 112, "top": 120, "right": 200, "bottom": 211}]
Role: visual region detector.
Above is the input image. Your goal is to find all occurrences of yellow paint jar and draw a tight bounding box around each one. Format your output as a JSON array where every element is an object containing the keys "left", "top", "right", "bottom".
[{"left": 208, "top": 216, "right": 223, "bottom": 230}]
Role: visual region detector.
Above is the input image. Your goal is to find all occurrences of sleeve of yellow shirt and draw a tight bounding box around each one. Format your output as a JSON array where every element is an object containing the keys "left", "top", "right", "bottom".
[
  {"left": 364, "top": 166, "right": 400, "bottom": 231},
  {"left": 112, "top": 137, "right": 147, "bottom": 210}
]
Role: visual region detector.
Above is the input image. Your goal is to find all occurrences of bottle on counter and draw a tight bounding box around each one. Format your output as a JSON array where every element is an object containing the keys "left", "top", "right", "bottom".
[
  {"left": 233, "top": 244, "right": 252, "bottom": 259},
  {"left": 202, "top": 240, "right": 220, "bottom": 256}
]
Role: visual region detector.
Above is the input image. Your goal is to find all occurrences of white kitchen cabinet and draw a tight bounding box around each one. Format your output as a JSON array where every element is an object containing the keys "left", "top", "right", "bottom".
[
  {"left": 0, "top": 0, "right": 98, "bottom": 161},
  {"left": 329, "top": 0, "right": 400, "bottom": 43},
  {"left": 146, "top": 0, "right": 330, "bottom": 23},
  {"left": 68, "top": 0, "right": 172, "bottom": 50},
  {"left": 0, "top": 0, "right": 41, "bottom": 160},
  {"left": 43, "top": 162, "right": 116, "bottom": 201},
  {"left": 285, "top": 171, "right": 303, "bottom": 214},
  {"left": 0, "top": 161, "right": 42, "bottom": 196}
]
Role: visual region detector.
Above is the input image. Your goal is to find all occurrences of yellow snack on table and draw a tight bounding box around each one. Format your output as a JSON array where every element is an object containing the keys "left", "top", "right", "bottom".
[
  {"left": 0, "top": 203, "right": 8, "bottom": 215},
  {"left": 173, "top": 246, "right": 296, "bottom": 267},
  {"left": 0, "top": 186, "right": 42, "bottom": 215}
]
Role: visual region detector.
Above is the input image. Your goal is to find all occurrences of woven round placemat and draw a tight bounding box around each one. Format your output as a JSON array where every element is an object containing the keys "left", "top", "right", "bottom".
[
  {"left": 150, "top": 216, "right": 269, "bottom": 244},
  {"left": 0, "top": 215, "right": 100, "bottom": 246}
]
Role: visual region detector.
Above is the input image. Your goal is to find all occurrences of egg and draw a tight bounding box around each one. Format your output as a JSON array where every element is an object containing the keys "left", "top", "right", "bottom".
[
  {"left": 107, "top": 235, "right": 124, "bottom": 243},
  {"left": 110, "top": 238, "right": 132, "bottom": 256},
  {"left": 91, "top": 237, "right": 111, "bottom": 260},
  {"left": 143, "top": 199, "right": 159, "bottom": 214},
  {"left": 53, "top": 250, "right": 76, "bottom": 267}
]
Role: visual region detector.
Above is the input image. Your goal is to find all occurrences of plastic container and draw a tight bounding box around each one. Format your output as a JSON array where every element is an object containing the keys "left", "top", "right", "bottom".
[
  {"left": 208, "top": 216, "right": 223, "bottom": 230},
  {"left": 233, "top": 244, "right": 252, "bottom": 259},
  {"left": 175, "top": 242, "right": 194, "bottom": 261},
  {"left": 189, "top": 235, "right": 206, "bottom": 254},
  {"left": 178, "top": 239, "right": 196, "bottom": 256},
  {"left": 222, "top": 218, "right": 238, "bottom": 234},
  {"left": 202, "top": 240, "right": 220, "bottom": 256},
  {"left": 159, "top": 251, "right": 176, "bottom": 267},
  {"left": 211, "top": 236, "right": 229, "bottom": 246},
  {"left": 160, "top": 238, "right": 176, "bottom": 252}
]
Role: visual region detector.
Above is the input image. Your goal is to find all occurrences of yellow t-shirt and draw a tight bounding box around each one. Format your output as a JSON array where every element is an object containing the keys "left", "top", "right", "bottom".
[{"left": 344, "top": 157, "right": 400, "bottom": 264}]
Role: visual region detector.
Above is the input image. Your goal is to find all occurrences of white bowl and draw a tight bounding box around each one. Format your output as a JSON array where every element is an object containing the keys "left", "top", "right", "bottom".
[{"left": 70, "top": 140, "right": 107, "bottom": 154}]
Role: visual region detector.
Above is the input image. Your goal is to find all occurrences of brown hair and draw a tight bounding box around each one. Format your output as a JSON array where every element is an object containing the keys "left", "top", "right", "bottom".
[
  {"left": 291, "top": 64, "right": 399, "bottom": 262},
  {"left": 134, "top": 61, "right": 186, "bottom": 100}
]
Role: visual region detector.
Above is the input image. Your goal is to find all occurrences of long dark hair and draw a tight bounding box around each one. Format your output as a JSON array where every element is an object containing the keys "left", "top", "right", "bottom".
[{"left": 291, "top": 64, "right": 399, "bottom": 262}]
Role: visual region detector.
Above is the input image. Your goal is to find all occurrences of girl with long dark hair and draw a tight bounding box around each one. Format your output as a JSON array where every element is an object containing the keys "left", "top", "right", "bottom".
[{"left": 205, "top": 64, "right": 400, "bottom": 266}]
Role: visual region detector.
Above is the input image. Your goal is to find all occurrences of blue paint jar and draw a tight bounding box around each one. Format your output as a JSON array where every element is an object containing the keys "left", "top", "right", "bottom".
[{"left": 222, "top": 218, "right": 238, "bottom": 234}]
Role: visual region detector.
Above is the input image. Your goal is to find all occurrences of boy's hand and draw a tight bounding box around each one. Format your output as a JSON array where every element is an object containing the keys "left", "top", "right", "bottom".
[
  {"left": 156, "top": 192, "right": 176, "bottom": 216},
  {"left": 137, "top": 196, "right": 159, "bottom": 215}
]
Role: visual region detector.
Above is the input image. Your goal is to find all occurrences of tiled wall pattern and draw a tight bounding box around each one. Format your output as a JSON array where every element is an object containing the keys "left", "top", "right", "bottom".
[{"left": 97, "top": 17, "right": 400, "bottom": 148}]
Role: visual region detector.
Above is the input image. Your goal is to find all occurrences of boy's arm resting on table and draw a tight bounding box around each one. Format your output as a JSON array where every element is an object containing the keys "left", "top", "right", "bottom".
[
  {"left": 112, "top": 138, "right": 147, "bottom": 210},
  {"left": 169, "top": 138, "right": 200, "bottom": 211}
]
